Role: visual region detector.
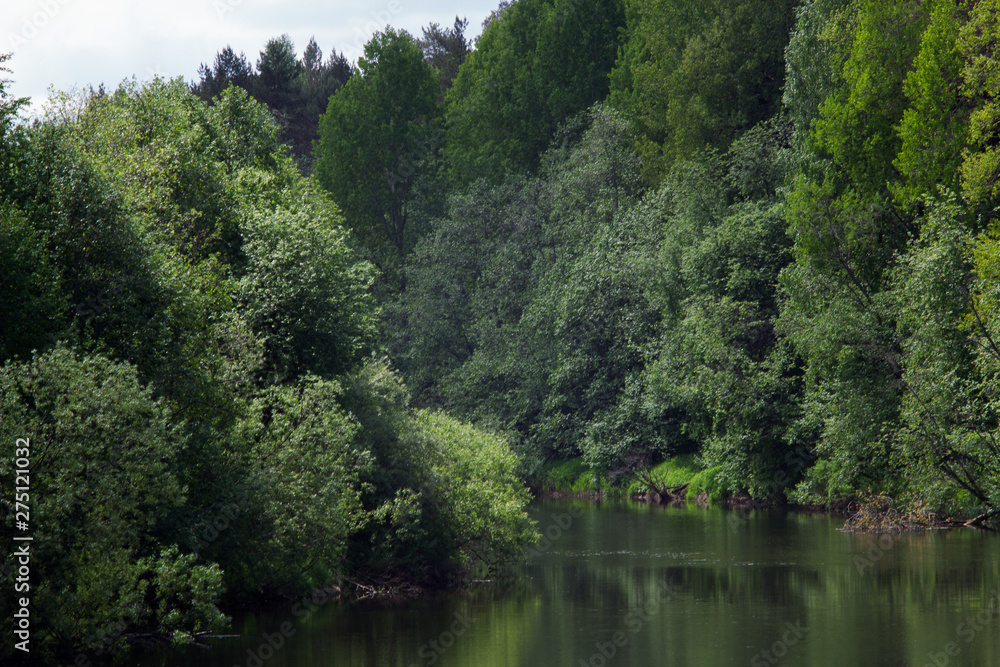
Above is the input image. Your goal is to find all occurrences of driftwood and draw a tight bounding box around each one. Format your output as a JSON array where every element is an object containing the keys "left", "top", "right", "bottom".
[
  {"left": 344, "top": 573, "right": 422, "bottom": 600},
  {"left": 642, "top": 483, "right": 689, "bottom": 505},
  {"left": 964, "top": 508, "right": 1000, "bottom": 530},
  {"left": 619, "top": 457, "right": 691, "bottom": 504},
  {"left": 125, "top": 630, "right": 240, "bottom": 649}
]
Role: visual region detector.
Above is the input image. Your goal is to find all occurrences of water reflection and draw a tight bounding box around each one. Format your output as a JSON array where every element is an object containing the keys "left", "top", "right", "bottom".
[{"left": 132, "top": 499, "right": 1000, "bottom": 666}]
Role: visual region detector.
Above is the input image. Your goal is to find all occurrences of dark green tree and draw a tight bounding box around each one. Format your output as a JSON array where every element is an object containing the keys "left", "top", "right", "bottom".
[
  {"left": 294, "top": 37, "right": 352, "bottom": 168},
  {"left": 420, "top": 17, "right": 471, "bottom": 97},
  {"left": 253, "top": 34, "right": 302, "bottom": 111},
  {"left": 315, "top": 28, "right": 440, "bottom": 281},
  {"left": 191, "top": 46, "right": 254, "bottom": 101},
  {"left": 444, "top": 0, "right": 625, "bottom": 185},
  {"left": 0, "top": 55, "right": 61, "bottom": 361},
  {"left": 0, "top": 204, "right": 65, "bottom": 361}
]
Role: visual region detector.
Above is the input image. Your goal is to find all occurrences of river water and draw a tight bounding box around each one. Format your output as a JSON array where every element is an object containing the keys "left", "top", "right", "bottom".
[{"left": 134, "top": 499, "right": 1000, "bottom": 666}]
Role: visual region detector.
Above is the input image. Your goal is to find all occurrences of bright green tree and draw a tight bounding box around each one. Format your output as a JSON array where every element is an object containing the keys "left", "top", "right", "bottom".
[
  {"left": 237, "top": 183, "right": 377, "bottom": 383},
  {"left": 812, "top": 0, "right": 928, "bottom": 195},
  {"left": 893, "top": 0, "right": 967, "bottom": 208},
  {"left": 958, "top": 0, "right": 1000, "bottom": 209}
]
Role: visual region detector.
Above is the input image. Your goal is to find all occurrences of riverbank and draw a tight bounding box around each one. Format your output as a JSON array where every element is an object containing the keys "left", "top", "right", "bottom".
[{"left": 530, "top": 456, "right": 995, "bottom": 530}]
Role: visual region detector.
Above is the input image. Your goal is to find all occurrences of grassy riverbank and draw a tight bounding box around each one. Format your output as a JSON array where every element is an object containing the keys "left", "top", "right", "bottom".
[{"left": 533, "top": 455, "right": 727, "bottom": 502}]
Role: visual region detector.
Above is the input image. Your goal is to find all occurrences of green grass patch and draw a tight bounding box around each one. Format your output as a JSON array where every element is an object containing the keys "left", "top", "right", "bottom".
[
  {"left": 685, "top": 466, "right": 727, "bottom": 503},
  {"left": 538, "top": 459, "right": 603, "bottom": 493},
  {"left": 538, "top": 455, "right": 719, "bottom": 500}
]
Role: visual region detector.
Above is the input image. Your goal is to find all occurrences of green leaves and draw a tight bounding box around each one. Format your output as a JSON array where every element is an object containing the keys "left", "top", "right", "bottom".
[
  {"left": 403, "top": 410, "right": 536, "bottom": 572},
  {"left": 813, "top": 0, "right": 928, "bottom": 196},
  {"left": 0, "top": 62, "right": 537, "bottom": 660},
  {"left": 0, "top": 346, "right": 195, "bottom": 656},
  {"left": 894, "top": 0, "right": 967, "bottom": 207},
  {"left": 611, "top": 0, "right": 798, "bottom": 182},
  {"left": 958, "top": 0, "right": 1000, "bottom": 208},
  {"left": 315, "top": 29, "right": 440, "bottom": 275},
  {"left": 445, "top": 0, "right": 625, "bottom": 185},
  {"left": 237, "top": 184, "right": 376, "bottom": 382},
  {"left": 232, "top": 375, "right": 367, "bottom": 592},
  {"left": 0, "top": 202, "right": 66, "bottom": 360}
]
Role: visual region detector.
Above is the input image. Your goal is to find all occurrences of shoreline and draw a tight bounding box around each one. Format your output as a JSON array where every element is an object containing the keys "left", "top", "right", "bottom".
[{"left": 530, "top": 488, "right": 987, "bottom": 531}]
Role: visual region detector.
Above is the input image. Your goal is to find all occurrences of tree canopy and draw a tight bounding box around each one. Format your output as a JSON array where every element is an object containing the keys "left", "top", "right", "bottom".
[
  {"left": 10, "top": 0, "right": 1000, "bottom": 657},
  {"left": 314, "top": 28, "right": 440, "bottom": 281}
]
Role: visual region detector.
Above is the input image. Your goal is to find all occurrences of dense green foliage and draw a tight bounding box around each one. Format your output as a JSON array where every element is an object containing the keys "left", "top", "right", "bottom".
[
  {"left": 0, "top": 65, "right": 533, "bottom": 662},
  {"left": 192, "top": 36, "right": 352, "bottom": 168},
  {"left": 315, "top": 29, "right": 440, "bottom": 279},
  {"left": 444, "top": 0, "right": 626, "bottom": 185},
  {"left": 610, "top": 0, "right": 799, "bottom": 183},
  {"left": 8, "top": 0, "right": 1000, "bottom": 658},
  {"left": 388, "top": 0, "right": 1000, "bottom": 522}
]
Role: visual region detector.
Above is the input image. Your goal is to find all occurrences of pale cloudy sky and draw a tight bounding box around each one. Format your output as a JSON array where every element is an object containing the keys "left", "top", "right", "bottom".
[{"left": 2, "top": 0, "right": 500, "bottom": 111}]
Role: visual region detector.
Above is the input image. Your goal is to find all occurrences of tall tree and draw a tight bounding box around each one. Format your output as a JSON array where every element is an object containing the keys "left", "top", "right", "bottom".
[
  {"left": 893, "top": 0, "right": 967, "bottom": 207},
  {"left": 958, "top": 0, "right": 1000, "bottom": 210},
  {"left": 419, "top": 17, "right": 471, "bottom": 97},
  {"left": 254, "top": 34, "right": 302, "bottom": 111},
  {"left": 444, "top": 0, "right": 625, "bottom": 185},
  {"left": 314, "top": 29, "right": 440, "bottom": 283},
  {"left": 191, "top": 46, "right": 254, "bottom": 101}
]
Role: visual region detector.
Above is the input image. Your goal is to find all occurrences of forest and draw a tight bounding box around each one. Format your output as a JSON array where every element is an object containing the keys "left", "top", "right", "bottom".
[{"left": 3, "top": 0, "right": 1000, "bottom": 660}]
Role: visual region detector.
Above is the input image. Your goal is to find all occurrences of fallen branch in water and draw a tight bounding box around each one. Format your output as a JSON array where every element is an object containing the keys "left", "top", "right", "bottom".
[
  {"left": 964, "top": 508, "right": 1000, "bottom": 530},
  {"left": 842, "top": 495, "right": 942, "bottom": 533},
  {"left": 344, "top": 573, "right": 424, "bottom": 601}
]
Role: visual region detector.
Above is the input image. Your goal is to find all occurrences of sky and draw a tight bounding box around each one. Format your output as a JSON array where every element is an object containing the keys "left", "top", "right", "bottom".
[{"left": 2, "top": 0, "right": 501, "bottom": 113}]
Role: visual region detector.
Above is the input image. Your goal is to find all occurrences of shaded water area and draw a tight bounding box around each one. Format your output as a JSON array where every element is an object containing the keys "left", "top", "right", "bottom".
[{"left": 132, "top": 499, "right": 1000, "bottom": 666}]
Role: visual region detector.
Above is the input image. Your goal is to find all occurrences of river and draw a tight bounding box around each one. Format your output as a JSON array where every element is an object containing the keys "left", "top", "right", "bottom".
[{"left": 133, "top": 499, "right": 1000, "bottom": 666}]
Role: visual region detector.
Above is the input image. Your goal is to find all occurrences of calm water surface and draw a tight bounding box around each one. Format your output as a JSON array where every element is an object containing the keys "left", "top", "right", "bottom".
[{"left": 133, "top": 499, "right": 1000, "bottom": 666}]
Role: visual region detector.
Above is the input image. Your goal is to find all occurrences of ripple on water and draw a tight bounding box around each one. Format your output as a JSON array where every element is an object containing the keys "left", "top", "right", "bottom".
[{"left": 563, "top": 549, "right": 717, "bottom": 563}]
